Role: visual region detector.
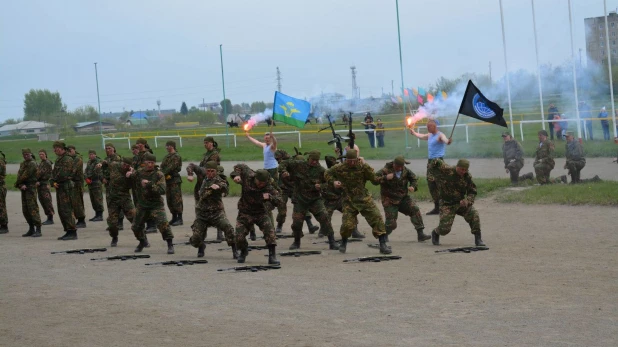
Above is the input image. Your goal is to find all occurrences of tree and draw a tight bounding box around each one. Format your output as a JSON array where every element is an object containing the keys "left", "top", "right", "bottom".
[
  {"left": 220, "top": 99, "right": 232, "bottom": 116},
  {"left": 70, "top": 105, "right": 99, "bottom": 122},
  {"left": 1, "top": 118, "right": 21, "bottom": 125},
  {"left": 180, "top": 102, "right": 189, "bottom": 115},
  {"left": 232, "top": 104, "right": 243, "bottom": 114},
  {"left": 23, "top": 89, "right": 63, "bottom": 121},
  {"left": 250, "top": 101, "right": 266, "bottom": 113}
]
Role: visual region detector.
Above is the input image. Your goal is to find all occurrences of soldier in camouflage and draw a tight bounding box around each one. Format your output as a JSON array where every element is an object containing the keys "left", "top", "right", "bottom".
[
  {"left": 67, "top": 145, "right": 87, "bottom": 228},
  {"left": 161, "top": 140, "right": 183, "bottom": 226},
  {"left": 533, "top": 130, "right": 557, "bottom": 185},
  {"left": 280, "top": 150, "right": 339, "bottom": 250},
  {"left": 274, "top": 149, "right": 293, "bottom": 233},
  {"left": 231, "top": 164, "right": 281, "bottom": 265},
  {"left": 562, "top": 132, "right": 600, "bottom": 184},
  {"left": 325, "top": 149, "right": 391, "bottom": 254},
  {"left": 85, "top": 150, "right": 104, "bottom": 222},
  {"left": 16, "top": 148, "right": 42, "bottom": 237},
  {"left": 375, "top": 155, "right": 431, "bottom": 243},
  {"left": 0, "top": 151, "right": 7, "bottom": 234},
  {"left": 97, "top": 157, "right": 136, "bottom": 247},
  {"left": 429, "top": 159, "right": 485, "bottom": 247},
  {"left": 133, "top": 138, "right": 157, "bottom": 233},
  {"left": 102, "top": 143, "right": 124, "bottom": 230},
  {"left": 127, "top": 152, "right": 175, "bottom": 254},
  {"left": 501, "top": 132, "right": 533, "bottom": 185},
  {"left": 51, "top": 141, "right": 77, "bottom": 240},
  {"left": 188, "top": 161, "right": 236, "bottom": 258},
  {"left": 37, "top": 149, "right": 55, "bottom": 225}
]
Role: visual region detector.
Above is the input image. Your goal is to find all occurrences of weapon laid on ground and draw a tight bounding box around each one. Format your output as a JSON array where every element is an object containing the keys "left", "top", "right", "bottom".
[
  {"left": 318, "top": 114, "right": 348, "bottom": 162},
  {"left": 343, "top": 255, "right": 402, "bottom": 263},
  {"left": 268, "top": 250, "right": 321, "bottom": 257},
  {"left": 312, "top": 238, "right": 363, "bottom": 245},
  {"left": 173, "top": 239, "right": 222, "bottom": 246},
  {"left": 91, "top": 254, "right": 151, "bottom": 261},
  {"left": 218, "top": 245, "right": 268, "bottom": 251},
  {"left": 51, "top": 248, "right": 107, "bottom": 255},
  {"left": 259, "top": 234, "right": 295, "bottom": 240},
  {"left": 145, "top": 259, "right": 209, "bottom": 266},
  {"left": 434, "top": 246, "right": 489, "bottom": 254},
  {"left": 217, "top": 264, "right": 281, "bottom": 273}
]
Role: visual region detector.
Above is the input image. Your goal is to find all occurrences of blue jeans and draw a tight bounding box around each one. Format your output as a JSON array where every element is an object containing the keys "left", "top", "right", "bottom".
[
  {"left": 377, "top": 136, "right": 384, "bottom": 147},
  {"left": 585, "top": 121, "right": 593, "bottom": 140},
  {"left": 367, "top": 133, "right": 375, "bottom": 148},
  {"left": 601, "top": 122, "right": 610, "bottom": 140}
]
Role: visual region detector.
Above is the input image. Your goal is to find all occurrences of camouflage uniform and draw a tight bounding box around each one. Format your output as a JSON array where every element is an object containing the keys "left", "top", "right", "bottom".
[
  {"left": 533, "top": 139, "right": 555, "bottom": 184},
  {"left": 322, "top": 156, "right": 344, "bottom": 219},
  {"left": 102, "top": 150, "right": 123, "bottom": 220},
  {"left": 565, "top": 138, "right": 586, "bottom": 183},
  {"left": 160, "top": 150, "right": 183, "bottom": 215},
  {"left": 502, "top": 136, "right": 528, "bottom": 184},
  {"left": 85, "top": 154, "right": 104, "bottom": 214},
  {"left": 15, "top": 151, "right": 42, "bottom": 228},
  {"left": 194, "top": 148, "right": 220, "bottom": 202},
  {"left": 36, "top": 155, "right": 55, "bottom": 219},
  {"left": 50, "top": 146, "right": 76, "bottom": 234},
  {"left": 275, "top": 150, "right": 294, "bottom": 226},
  {"left": 0, "top": 152, "right": 7, "bottom": 231},
  {"left": 430, "top": 159, "right": 484, "bottom": 246},
  {"left": 69, "top": 151, "right": 86, "bottom": 221},
  {"left": 101, "top": 158, "right": 135, "bottom": 240}
]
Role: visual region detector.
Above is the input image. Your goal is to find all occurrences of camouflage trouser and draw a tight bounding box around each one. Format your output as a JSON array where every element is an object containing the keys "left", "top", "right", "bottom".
[
  {"left": 88, "top": 182, "right": 104, "bottom": 213},
  {"left": 266, "top": 168, "right": 279, "bottom": 227},
  {"left": 506, "top": 161, "right": 524, "bottom": 183},
  {"left": 131, "top": 206, "right": 174, "bottom": 241},
  {"left": 533, "top": 162, "right": 554, "bottom": 184},
  {"left": 565, "top": 160, "right": 585, "bottom": 183},
  {"left": 105, "top": 184, "right": 123, "bottom": 220},
  {"left": 324, "top": 198, "right": 343, "bottom": 220},
  {"left": 56, "top": 183, "right": 76, "bottom": 230},
  {"left": 291, "top": 198, "right": 334, "bottom": 238},
  {"left": 165, "top": 180, "right": 183, "bottom": 214},
  {"left": 433, "top": 203, "right": 480, "bottom": 236},
  {"left": 276, "top": 190, "right": 291, "bottom": 225},
  {"left": 21, "top": 187, "right": 42, "bottom": 227},
  {"left": 427, "top": 158, "right": 443, "bottom": 203},
  {"left": 193, "top": 178, "right": 202, "bottom": 203},
  {"left": 341, "top": 200, "right": 386, "bottom": 239},
  {"left": 235, "top": 211, "right": 277, "bottom": 249},
  {"left": 37, "top": 184, "right": 55, "bottom": 216},
  {"left": 0, "top": 185, "right": 6, "bottom": 226},
  {"left": 383, "top": 196, "right": 424, "bottom": 235},
  {"left": 71, "top": 182, "right": 85, "bottom": 219},
  {"left": 190, "top": 212, "right": 235, "bottom": 247},
  {"left": 107, "top": 195, "right": 135, "bottom": 238}
]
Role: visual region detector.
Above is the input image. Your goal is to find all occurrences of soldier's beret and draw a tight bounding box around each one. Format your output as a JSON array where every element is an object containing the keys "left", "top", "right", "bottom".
[
  {"left": 122, "top": 157, "right": 133, "bottom": 165},
  {"left": 105, "top": 143, "right": 115, "bottom": 149},
  {"left": 307, "top": 150, "right": 321, "bottom": 161},
  {"left": 165, "top": 140, "right": 176, "bottom": 148},
  {"left": 203, "top": 136, "right": 215, "bottom": 143},
  {"left": 88, "top": 150, "right": 96, "bottom": 155},
  {"left": 38, "top": 149, "right": 47, "bottom": 155},
  {"left": 205, "top": 161, "right": 218, "bottom": 170},
  {"left": 143, "top": 153, "right": 156, "bottom": 162},
  {"left": 136, "top": 138, "right": 148, "bottom": 145},
  {"left": 538, "top": 130, "right": 548, "bottom": 137},
  {"left": 393, "top": 155, "right": 410, "bottom": 166},
  {"left": 21, "top": 148, "right": 32, "bottom": 154},
  {"left": 324, "top": 155, "right": 338, "bottom": 168},
  {"left": 255, "top": 169, "right": 270, "bottom": 182},
  {"left": 345, "top": 149, "right": 358, "bottom": 159},
  {"left": 456, "top": 159, "right": 470, "bottom": 169},
  {"left": 67, "top": 145, "right": 76, "bottom": 150},
  {"left": 52, "top": 141, "right": 66, "bottom": 149}
]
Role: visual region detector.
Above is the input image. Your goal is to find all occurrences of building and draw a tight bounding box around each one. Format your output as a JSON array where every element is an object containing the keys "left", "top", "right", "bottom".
[
  {"left": 73, "top": 121, "right": 117, "bottom": 133},
  {"left": 0, "top": 121, "right": 55, "bottom": 137},
  {"left": 125, "top": 118, "right": 149, "bottom": 127},
  {"left": 585, "top": 11, "right": 618, "bottom": 66}
]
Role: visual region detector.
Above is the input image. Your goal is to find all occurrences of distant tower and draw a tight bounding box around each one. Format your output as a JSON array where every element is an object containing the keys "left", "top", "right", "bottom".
[
  {"left": 350, "top": 66, "right": 358, "bottom": 99},
  {"left": 276, "top": 67, "right": 282, "bottom": 92},
  {"left": 156, "top": 99, "right": 161, "bottom": 117}
]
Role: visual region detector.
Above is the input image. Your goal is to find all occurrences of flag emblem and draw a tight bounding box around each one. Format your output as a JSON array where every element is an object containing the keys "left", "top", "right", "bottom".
[
  {"left": 272, "top": 91, "right": 311, "bottom": 128},
  {"left": 472, "top": 93, "right": 496, "bottom": 119},
  {"left": 279, "top": 102, "right": 300, "bottom": 118}
]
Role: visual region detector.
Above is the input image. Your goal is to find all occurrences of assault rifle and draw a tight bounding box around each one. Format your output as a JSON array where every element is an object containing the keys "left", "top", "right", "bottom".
[
  {"left": 312, "top": 238, "right": 362, "bottom": 245},
  {"left": 51, "top": 248, "right": 107, "bottom": 255},
  {"left": 218, "top": 245, "right": 268, "bottom": 251},
  {"left": 270, "top": 250, "right": 321, "bottom": 257},
  {"left": 434, "top": 246, "right": 489, "bottom": 254},
  {"left": 318, "top": 114, "right": 348, "bottom": 161},
  {"left": 346, "top": 111, "right": 354, "bottom": 150},
  {"left": 217, "top": 264, "right": 281, "bottom": 272},
  {"left": 91, "top": 254, "right": 151, "bottom": 261},
  {"left": 173, "top": 239, "right": 222, "bottom": 246},
  {"left": 258, "top": 234, "right": 294, "bottom": 240},
  {"left": 145, "top": 259, "right": 209, "bottom": 266},
  {"left": 343, "top": 255, "right": 402, "bottom": 263}
]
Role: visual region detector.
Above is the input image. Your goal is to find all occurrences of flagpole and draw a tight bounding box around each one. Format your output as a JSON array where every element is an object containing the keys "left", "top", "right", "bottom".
[
  {"left": 499, "top": 0, "right": 515, "bottom": 136},
  {"left": 604, "top": 0, "right": 617, "bottom": 138},
  {"left": 448, "top": 114, "right": 460, "bottom": 139},
  {"left": 531, "top": 0, "right": 545, "bottom": 131},
  {"left": 395, "top": 0, "right": 408, "bottom": 148},
  {"left": 567, "top": 0, "right": 582, "bottom": 139}
]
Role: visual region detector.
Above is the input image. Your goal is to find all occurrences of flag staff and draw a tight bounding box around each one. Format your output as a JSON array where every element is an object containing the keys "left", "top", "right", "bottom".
[
  {"left": 499, "top": 0, "right": 515, "bottom": 136},
  {"left": 448, "top": 114, "right": 461, "bottom": 139}
]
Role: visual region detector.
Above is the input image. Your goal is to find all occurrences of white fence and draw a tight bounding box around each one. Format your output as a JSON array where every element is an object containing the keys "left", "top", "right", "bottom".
[
  {"left": 518, "top": 119, "right": 584, "bottom": 141},
  {"left": 102, "top": 136, "right": 131, "bottom": 149},
  {"left": 204, "top": 134, "right": 237, "bottom": 148},
  {"left": 154, "top": 135, "right": 183, "bottom": 148},
  {"left": 270, "top": 131, "right": 301, "bottom": 148}
]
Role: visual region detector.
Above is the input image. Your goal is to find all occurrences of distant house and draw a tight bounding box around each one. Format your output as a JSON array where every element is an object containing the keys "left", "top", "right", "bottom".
[
  {"left": 73, "top": 121, "right": 117, "bottom": 133},
  {"left": 0, "top": 121, "right": 55, "bottom": 137},
  {"left": 126, "top": 118, "right": 149, "bottom": 127}
]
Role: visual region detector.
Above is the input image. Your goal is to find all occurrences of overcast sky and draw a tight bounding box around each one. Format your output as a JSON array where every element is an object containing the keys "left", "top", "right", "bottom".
[{"left": 0, "top": 0, "right": 611, "bottom": 121}]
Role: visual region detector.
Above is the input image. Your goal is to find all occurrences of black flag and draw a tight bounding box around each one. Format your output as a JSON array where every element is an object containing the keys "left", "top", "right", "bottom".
[{"left": 458, "top": 80, "right": 507, "bottom": 128}]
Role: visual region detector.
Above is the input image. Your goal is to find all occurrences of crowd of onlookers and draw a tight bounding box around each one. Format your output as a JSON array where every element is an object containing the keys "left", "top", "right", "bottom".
[{"left": 547, "top": 101, "right": 616, "bottom": 141}]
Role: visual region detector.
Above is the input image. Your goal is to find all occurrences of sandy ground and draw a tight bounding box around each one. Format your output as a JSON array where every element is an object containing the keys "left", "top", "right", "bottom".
[
  {"left": 0, "top": 190, "right": 616, "bottom": 347},
  {"left": 4, "top": 157, "right": 618, "bottom": 181}
]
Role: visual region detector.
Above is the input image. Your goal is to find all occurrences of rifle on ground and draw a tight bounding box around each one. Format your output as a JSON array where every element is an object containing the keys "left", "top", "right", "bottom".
[
  {"left": 270, "top": 250, "right": 321, "bottom": 257},
  {"left": 343, "top": 255, "right": 402, "bottom": 263},
  {"left": 51, "top": 248, "right": 107, "bottom": 255},
  {"left": 145, "top": 259, "right": 209, "bottom": 266},
  {"left": 259, "top": 234, "right": 294, "bottom": 240},
  {"left": 434, "top": 246, "right": 489, "bottom": 253},
  {"left": 173, "top": 240, "right": 222, "bottom": 246},
  {"left": 217, "top": 264, "right": 281, "bottom": 272},
  {"left": 312, "top": 238, "right": 362, "bottom": 245},
  {"left": 91, "top": 254, "right": 151, "bottom": 261},
  {"left": 318, "top": 114, "right": 348, "bottom": 162},
  {"left": 218, "top": 245, "right": 268, "bottom": 251}
]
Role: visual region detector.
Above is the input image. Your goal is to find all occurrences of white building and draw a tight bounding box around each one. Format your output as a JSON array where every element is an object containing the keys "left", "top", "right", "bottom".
[{"left": 0, "top": 121, "right": 55, "bottom": 137}]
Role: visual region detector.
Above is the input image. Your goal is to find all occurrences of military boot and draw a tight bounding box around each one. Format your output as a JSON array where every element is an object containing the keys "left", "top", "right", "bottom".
[
  {"left": 169, "top": 214, "right": 177, "bottom": 225},
  {"left": 89, "top": 212, "right": 103, "bottom": 222},
  {"left": 62, "top": 230, "right": 78, "bottom": 241},
  {"left": 134, "top": 239, "right": 148, "bottom": 252},
  {"left": 197, "top": 243, "right": 206, "bottom": 258},
  {"left": 289, "top": 236, "right": 301, "bottom": 250},
  {"left": 57, "top": 231, "right": 70, "bottom": 240},
  {"left": 560, "top": 175, "right": 567, "bottom": 184},
  {"left": 305, "top": 216, "right": 319, "bottom": 234},
  {"left": 171, "top": 214, "right": 183, "bottom": 226},
  {"left": 384, "top": 234, "right": 390, "bottom": 242},
  {"left": 249, "top": 229, "right": 257, "bottom": 241},
  {"left": 431, "top": 230, "right": 440, "bottom": 246},
  {"left": 42, "top": 215, "right": 54, "bottom": 225},
  {"left": 327, "top": 234, "right": 340, "bottom": 250},
  {"left": 231, "top": 244, "right": 239, "bottom": 260},
  {"left": 32, "top": 226, "right": 42, "bottom": 238},
  {"left": 110, "top": 237, "right": 118, "bottom": 247},
  {"left": 237, "top": 243, "right": 248, "bottom": 263},
  {"left": 117, "top": 217, "right": 124, "bottom": 231},
  {"left": 75, "top": 218, "right": 87, "bottom": 229},
  {"left": 275, "top": 222, "right": 283, "bottom": 234},
  {"left": 417, "top": 229, "right": 431, "bottom": 242},
  {"left": 474, "top": 231, "right": 486, "bottom": 247},
  {"left": 351, "top": 227, "right": 365, "bottom": 239},
  {"left": 217, "top": 229, "right": 224, "bottom": 241},
  {"left": 0, "top": 224, "right": 8, "bottom": 234},
  {"left": 378, "top": 234, "right": 392, "bottom": 254},
  {"left": 426, "top": 202, "right": 439, "bottom": 215},
  {"left": 145, "top": 220, "right": 157, "bottom": 234},
  {"left": 339, "top": 238, "right": 348, "bottom": 254},
  {"left": 520, "top": 172, "right": 534, "bottom": 181},
  {"left": 166, "top": 239, "right": 175, "bottom": 254},
  {"left": 268, "top": 244, "right": 280, "bottom": 265},
  {"left": 22, "top": 224, "right": 35, "bottom": 237}
]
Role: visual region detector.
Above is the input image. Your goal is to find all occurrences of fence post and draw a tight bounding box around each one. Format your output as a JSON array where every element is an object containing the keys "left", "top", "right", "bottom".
[
  {"left": 298, "top": 131, "right": 302, "bottom": 148},
  {"left": 520, "top": 122, "right": 524, "bottom": 141},
  {"left": 465, "top": 125, "right": 469, "bottom": 143}
]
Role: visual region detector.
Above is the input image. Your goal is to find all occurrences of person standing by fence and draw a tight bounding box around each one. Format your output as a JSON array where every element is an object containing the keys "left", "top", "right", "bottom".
[{"left": 598, "top": 107, "right": 610, "bottom": 141}]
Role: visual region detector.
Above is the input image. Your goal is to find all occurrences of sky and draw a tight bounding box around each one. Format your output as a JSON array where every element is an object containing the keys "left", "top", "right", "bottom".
[{"left": 0, "top": 0, "right": 611, "bottom": 121}]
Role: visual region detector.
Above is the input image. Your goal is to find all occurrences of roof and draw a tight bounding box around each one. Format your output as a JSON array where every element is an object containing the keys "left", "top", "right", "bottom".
[
  {"left": 126, "top": 118, "right": 148, "bottom": 125},
  {"left": 130, "top": 112, "right": 149, "bottom": 119},
  {"left": 74, "top": 121, "right": 115, "bottom": 128},
  {"left": 0, "top": 121, "right": 54, "bottom": 131}
]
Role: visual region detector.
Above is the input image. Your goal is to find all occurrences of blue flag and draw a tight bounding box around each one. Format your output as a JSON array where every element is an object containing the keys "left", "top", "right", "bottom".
[
  {"left": 418, "top": 87, "right": 426, "bottom": 96},
  {"left": 272, "top": 91, "right": 311, "bottom": 128}
]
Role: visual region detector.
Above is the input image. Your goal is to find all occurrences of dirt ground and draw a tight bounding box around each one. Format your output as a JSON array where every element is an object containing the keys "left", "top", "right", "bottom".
[{"left": 0, "top": 190, "right": 616, "bottom": 347}]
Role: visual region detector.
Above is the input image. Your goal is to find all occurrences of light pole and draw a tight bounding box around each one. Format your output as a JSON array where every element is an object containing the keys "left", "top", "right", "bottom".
[
  {"left": 395, "top": 0, "right": 408, "bottom": 148},
  {"left": 94, "top": 62, "right": 103, "bottom": 149},
  {"left": 220, "top": 44, "right": 229, "bottom": 148}
]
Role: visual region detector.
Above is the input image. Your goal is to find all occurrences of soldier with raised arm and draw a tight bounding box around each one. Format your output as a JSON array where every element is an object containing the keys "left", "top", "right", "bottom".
[{"left": 97, "top": 157, "right": 136, "bottom": 247}]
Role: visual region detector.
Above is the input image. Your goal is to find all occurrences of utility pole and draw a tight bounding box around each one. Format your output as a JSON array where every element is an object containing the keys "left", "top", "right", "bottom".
[
  {"left": 391, "top": 80, "right": 394, "bottom": 96},
  {"left": 350, "top": 66, "right": 357, "bottom": 100},
  {"left": 489, "top": 61, "right": 492, "bottom": 84},
  {"left": 157, "top": 99, "right": 161, "bottom": 117},
  {"left": 276, "top": 67, "right": 282, "bottom": 92},
  {"left": 220, "top": 44, "right": 229, "bottom": 147},
  {"left": 579, "top": 48, "right": 582, "bottom": 67},
  {"left": 94, "top": 62, "right": 103, "bottom": 149}
]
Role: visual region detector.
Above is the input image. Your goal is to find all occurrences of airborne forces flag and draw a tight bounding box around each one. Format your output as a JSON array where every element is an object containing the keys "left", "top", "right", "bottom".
[{"left": 458, "top": 80, "right": 507, "bottom": 128}]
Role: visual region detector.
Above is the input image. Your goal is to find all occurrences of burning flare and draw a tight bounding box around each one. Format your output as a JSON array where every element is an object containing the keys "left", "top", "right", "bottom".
[{"left": 243, "top": 109, "right": 273, "bottom": 131}]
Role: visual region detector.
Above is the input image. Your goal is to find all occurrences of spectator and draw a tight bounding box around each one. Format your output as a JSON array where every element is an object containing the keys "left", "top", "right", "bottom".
[
  {"left": 579, "top": 101, "right": 593, "bottom": 140},
  {"left": 361, "top": 116, "right": 376, "bottom": 148},
  {"left": 553, "top": 114, "right": 563, "bottom": 140},
  {"left": 548, "top": 103, "right": 559, "bottom": 140},
  {"left": 376, "top": 118, "right": 385, "bottom": 147},
  {"left": 598, "top": 107, "right": 610, "bottom": 141},
  {"left": 364, "top": 112, "right": 374, "bottom": 124}
]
